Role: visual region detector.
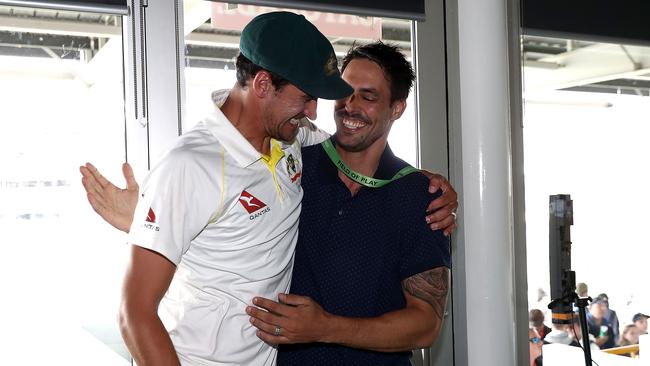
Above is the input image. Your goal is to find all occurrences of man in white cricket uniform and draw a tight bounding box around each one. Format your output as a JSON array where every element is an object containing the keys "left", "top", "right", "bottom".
[{"left": 117, "top": 12, "right": 352, "bottom": 366}]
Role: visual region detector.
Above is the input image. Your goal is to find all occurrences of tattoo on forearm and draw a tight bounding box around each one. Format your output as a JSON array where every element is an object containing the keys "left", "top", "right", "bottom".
[{"left": 402, "top": 267, "right": 449, "bottom": 319}]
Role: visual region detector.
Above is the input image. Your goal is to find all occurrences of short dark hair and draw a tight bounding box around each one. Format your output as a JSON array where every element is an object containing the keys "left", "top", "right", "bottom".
[
  {"left": 529, "top": 309, "right": 545, "bottom": 325},
  {"left": 235, "top": 53, "right": 290, "bottom": 90},
  {"left": 341, "top": 41, "right": 415, "bottom": 104}
]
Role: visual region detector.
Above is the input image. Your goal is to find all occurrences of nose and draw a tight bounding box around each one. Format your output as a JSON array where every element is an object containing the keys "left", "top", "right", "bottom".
[
  {"left": 344, "top": 94, "right": 358, "bottom": 112},
  {"left": 304, "top": 99, "right": 318, "bottom": 120}
]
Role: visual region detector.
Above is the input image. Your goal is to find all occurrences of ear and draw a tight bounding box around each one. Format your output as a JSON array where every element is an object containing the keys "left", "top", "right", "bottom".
[
  {"left": 251, "top": 70, "right": 273, "bottom": 98},
  {"left": 390, "top": 99, "right": 407, "bottom": 122}
]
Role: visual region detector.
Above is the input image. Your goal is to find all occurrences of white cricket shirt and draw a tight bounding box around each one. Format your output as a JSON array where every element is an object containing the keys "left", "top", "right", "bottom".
[{"left": 127, "top": 90, "right": 325, "bottom": 365}]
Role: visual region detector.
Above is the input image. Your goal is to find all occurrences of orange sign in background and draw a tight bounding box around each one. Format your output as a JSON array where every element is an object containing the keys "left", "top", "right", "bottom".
[{"left": 211, "top": 4, "right": 382, "bottom": 40}]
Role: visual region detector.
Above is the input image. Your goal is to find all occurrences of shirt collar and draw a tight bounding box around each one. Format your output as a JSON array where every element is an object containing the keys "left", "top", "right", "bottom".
[{"left": 205, "top": 89, "right": 278, "bottom": 168}]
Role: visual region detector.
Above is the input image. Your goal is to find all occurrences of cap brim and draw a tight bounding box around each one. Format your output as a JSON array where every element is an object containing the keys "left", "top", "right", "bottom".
[{"left": 298, "top": 74, "right": 353, "bottom": 100}]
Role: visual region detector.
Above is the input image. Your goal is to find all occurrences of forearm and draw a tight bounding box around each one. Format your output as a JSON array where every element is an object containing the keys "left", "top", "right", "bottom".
[
  {"left": 323, "top": 307, "right": 443, "bottom": 352},
  {"left": 119, "top": 307, "right": 180, "bottom": 366},
  {"left": 120, "top": 245, "right": 179, "bottom": 366},
  {"left": 248, "top": 269, "right": 449, "bottom": 351},
  {"left": 324, "top": 266, "right": 449, "bottom": 352}
]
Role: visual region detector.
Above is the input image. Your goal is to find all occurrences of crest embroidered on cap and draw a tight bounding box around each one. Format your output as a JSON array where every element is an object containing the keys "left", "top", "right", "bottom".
[{"left": 324, "top": 53, "right": 338, "bottom": 76}]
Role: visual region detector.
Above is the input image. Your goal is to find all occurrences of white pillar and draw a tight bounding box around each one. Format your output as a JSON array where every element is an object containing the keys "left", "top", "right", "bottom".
[{"left": 446, "top": 0, "right": 526, "bottom": 364}]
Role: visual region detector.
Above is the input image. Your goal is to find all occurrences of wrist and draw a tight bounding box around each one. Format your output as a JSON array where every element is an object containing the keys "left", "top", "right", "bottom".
[
  {"left": 320, "top": 314, "right": 358, "bottom": 345},
  {"left": 320, "top": 313, "right": 341, "bottom": 344}
]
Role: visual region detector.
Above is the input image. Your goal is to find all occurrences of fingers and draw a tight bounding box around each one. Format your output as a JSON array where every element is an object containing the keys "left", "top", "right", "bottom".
[
  {"left": 443, "top": 222, "right": 458, "bottom": 237},
  {"left": 426, "top": 184, "right": 458, "bottom": 211},
  {"left": 426, "top": 199, "right": 459, "bottom": 235},
  {"left": 81, "top": 174, "right": 106, "bottom": 208},
  {"left": 81, "top": 165, "right": 110, "bottom": 205},
  {"left": 255, "top": 327, "right": 290, "bottom": 344},
  {"left": 425, "top": 172, "right": 444, "bottom": 193},
  {"left": 84, "top": 162, "right": 110, "bottom": 188},
  {"left": 429, "top": 215, "right": 456, "bottom": 234},
  {"left": 278, "top": 293, "right": 310, "bottom": 306},
  {"left": 246, "top": 305, "right": 284, "bottom": 328},
  {"left": 252, "top": 297, "right": 293, "bottom": 317},
  {"left": 245, "top": 309, "right": 291, "bottom": 344},
  {"left": 426, "top": 200, "right": 458, "bottom": 224},
  {"left": 122, "top": 163, "right": 139, "bottom": 191}
]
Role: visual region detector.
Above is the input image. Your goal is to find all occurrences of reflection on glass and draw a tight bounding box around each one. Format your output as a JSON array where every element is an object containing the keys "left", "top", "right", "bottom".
[
  {"left": 0, "top": 6, "right": 129, "bottom": 365},
  {"left": 182, "top": 2, "right": 418, "bottom": 165}
]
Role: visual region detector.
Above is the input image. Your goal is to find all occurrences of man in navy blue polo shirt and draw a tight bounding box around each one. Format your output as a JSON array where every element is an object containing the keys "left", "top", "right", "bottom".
[{"left": 246, "top": 42, "right": 451, "bottom": 366}]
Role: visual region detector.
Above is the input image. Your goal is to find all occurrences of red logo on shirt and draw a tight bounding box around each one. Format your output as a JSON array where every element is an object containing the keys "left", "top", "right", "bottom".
[
  {"left": 238, "top": 191, "right": 267, "bottom": 214},
  {"left": 146, "top": 207, "right": 156, "bottom": 223}
]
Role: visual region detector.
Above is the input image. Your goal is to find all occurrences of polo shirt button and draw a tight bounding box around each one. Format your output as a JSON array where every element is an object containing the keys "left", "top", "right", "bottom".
[{"left": 338, "top": 209, "right": 343, "bottom": 215}]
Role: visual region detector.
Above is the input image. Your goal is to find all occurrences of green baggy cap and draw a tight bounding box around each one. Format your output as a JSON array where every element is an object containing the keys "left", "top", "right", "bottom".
[{"left": 239, "top": 11, "right": 353, "bottom": 100}]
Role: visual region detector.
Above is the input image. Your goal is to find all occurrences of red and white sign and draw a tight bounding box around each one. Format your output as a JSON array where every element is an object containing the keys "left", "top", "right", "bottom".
[
  {"left": 211, "top": 4, "right": 382, "bottom": 40},
  {"left": 238, "top": 190, "right": 267, "bottom": 214},
  {"left": 146, "top": 207, "right": 156, "bottom": 223}
]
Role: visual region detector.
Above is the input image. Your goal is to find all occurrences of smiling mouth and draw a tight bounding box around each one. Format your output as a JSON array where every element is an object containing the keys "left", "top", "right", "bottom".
[{"left": 342, "top": 117, "right": 365, "bottom": 130}]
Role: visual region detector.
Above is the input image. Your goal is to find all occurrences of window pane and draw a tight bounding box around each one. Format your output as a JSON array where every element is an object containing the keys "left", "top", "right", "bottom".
[
  {"left": 183, "top": 2, "right": 418, "bottom": 165},
  {"left": 0, "top": 5, "right": 129, "bottom": 365},
  {"left": 523, "top": 36, "right": 650, "bottom": 343}
]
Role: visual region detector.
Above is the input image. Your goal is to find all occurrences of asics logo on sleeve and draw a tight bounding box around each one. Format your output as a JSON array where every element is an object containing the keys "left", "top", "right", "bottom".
[
  {"left": 143, "top": 207, "right": 160, "bottom": 231},
  {"left": 146, "top": 207, "right": 156, "bottom": 223}
]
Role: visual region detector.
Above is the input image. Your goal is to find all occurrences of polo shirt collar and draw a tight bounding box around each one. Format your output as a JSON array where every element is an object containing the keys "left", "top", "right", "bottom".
[
  {"left": 319, "top": 135, "right": 406, "bottom": 184},
  {"left": 205, "top": 89, "right": 267, "bottom": 168}
]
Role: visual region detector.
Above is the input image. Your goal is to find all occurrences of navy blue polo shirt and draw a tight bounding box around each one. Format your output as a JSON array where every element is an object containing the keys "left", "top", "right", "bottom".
[{"left": 278, "top": 137, "right": 451, "bottom": 366}]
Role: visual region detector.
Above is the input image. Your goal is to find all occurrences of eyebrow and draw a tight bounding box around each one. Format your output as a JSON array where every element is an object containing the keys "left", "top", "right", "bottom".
[{"left": 359, "top": 87, "right": 379, "bottom": 95}]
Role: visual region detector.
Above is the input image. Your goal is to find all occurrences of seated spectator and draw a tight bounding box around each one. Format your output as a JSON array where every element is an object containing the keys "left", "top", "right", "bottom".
[
  {"left": 619, "top": 324, "right": 641, "bottom": 358},
  {"left": 619, "top": 324, "right": 640, "bottom": 346},
  {"left": 530, "top": 309, "right": 552, "bottom": 340},
  {"left": 587, "top": 296, "right": 616, "bottom": 349},
  {"left": 595, "top": 293, "right": 620, "bottom": 344},
  {"left": 633, "top": 313, "right": 648, "bottom": 335}
]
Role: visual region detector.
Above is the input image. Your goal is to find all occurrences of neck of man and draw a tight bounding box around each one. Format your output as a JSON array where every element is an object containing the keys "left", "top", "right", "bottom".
[
  {"left": 335, "top": 137, "right": 388, "bottom": 195},
  {"left": 221, "top": 86, "right": 272, "bottom": 156}
]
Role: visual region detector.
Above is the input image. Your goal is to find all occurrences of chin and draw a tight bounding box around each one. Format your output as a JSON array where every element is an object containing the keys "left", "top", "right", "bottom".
[{"left": 337, "top": 140, "right": 365, "bottom": 153}]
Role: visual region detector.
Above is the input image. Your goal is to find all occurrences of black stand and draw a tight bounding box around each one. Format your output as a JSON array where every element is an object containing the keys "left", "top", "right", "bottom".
[{"left": 548, "top": 293, "right": 593, "bottom": 366}]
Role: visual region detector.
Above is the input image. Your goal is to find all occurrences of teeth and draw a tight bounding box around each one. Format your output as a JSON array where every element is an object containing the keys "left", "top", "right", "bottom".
[
  {"left": 342, "top": 118, "right": 364, "bottom": 130},
  {"left": 289, "top": 118, "right": 300, "bottom": 126}
]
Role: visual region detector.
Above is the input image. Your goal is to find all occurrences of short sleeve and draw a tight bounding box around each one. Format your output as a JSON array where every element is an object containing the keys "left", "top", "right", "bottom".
[
  {"left": 127, "top": 149, "right": 217, "bottom": 265},
  {"left": 398, "top": 182, "right": 451, "bottom": 280},
  {"left": 296, "top": 119, "right": 331, "bottom": 147}
]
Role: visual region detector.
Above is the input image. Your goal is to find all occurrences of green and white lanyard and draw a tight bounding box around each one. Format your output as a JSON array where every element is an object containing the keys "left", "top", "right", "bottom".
[{"left": 321, "top": 139, "right": 418, "bottom": 188}]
